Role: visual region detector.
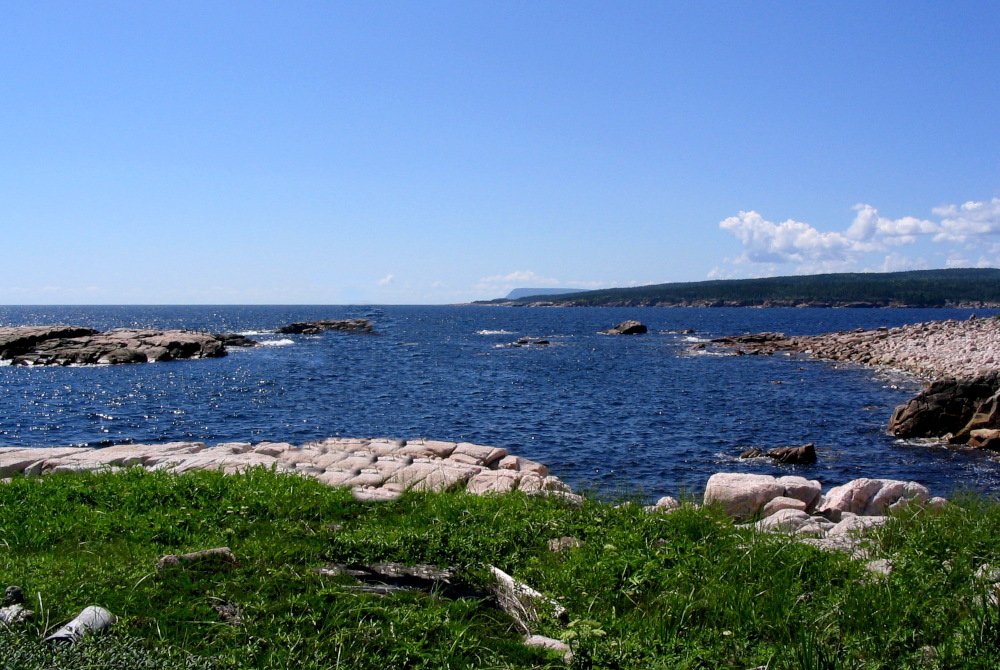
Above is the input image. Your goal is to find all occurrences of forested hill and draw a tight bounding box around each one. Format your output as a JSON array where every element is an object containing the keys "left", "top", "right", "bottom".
[{"left": 477, "top": 269, "right": 1000, "bottom": 308}]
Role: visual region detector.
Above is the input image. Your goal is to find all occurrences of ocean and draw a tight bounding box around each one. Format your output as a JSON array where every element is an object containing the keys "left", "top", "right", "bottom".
[{"left": 2, "top": 305, "right": 999, "bottom": 501}]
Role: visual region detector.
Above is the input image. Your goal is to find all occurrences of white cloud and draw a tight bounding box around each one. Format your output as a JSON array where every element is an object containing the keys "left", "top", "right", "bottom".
[
  {"left": 719, "top": 211, "right": 874, "bottom": 268},
  {"left": 945, "top": 248, "right": 1000, "bottom": 269},
  {"left": 848, "top": 204, "right": 938, "bottom": 245},
  {"left": 377, "top": 274, "right": 395, "bottom": 286},
  {"left": 718, "top": 198, "right": 1000, "bottom": 277},
  {"left": 932, "top": 198, "right": 1000, "bottom": 242},
  {"left": 876, "top": 253, "right": 930, "bottom": 273}
]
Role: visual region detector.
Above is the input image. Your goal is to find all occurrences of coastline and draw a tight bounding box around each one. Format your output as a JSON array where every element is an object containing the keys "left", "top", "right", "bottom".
[{"left": 712, "top": 314, "right": 1000, "bottom": 380}]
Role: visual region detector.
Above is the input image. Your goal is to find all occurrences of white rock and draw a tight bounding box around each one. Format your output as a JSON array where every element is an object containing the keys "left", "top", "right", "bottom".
[
  {"left": 523, "top": 635, "right": 573, "bottom": 662},
  {"left": 762, "top": 496, "right": 807, "bottom": 517},
  {"left": 865, "top": 558, "right": 893, "bottom": 577},
  {"left": 821, "top": 478, "right": 884, "bottom": 516},
  {"left": 821, "top": 478, "right": 929, "bottom": 517},
  {"left": 928, "top": 496, "right": 948, "bottom": 510},
  {"left": 777, "top": 476, "right": 823, "bottom": 510},
  {"left": 975, "top": 564, "right": 1000, "bottom": 583},
  {"left": 754, "top": 508, "right": 812, "bottom": 533},
  {"left": 828, "top": 515, "right": 889, "bottom": 537},
  {"left": 652, "top": 496, "right": 680, "bottom": 512},
  {"left": 704, "top": 473, "right": 784, "bottom": 519},
  {"left": 490, "top": 566, "right": 565, "bottom": 632}
]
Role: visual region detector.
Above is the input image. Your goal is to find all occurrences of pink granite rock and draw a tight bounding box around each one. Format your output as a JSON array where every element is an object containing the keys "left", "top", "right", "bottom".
[{"left": 704, "top": 473, "right": 784, "bottom": 519}]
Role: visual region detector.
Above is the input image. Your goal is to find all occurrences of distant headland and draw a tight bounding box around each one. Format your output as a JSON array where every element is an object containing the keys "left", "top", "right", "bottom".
[
  {"left": 475, "top": 268, "right": 1000, "bottom": 308},
  {"left": 503, "top": 287, "right": 588, "bottom": 300}
]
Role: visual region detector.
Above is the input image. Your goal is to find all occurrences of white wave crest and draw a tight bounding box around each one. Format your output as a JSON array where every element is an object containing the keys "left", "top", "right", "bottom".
[
  {"left": 476, "top": 329, "right": 515, "bottom": 335},
  {"left": 239, "top": 330, "right": 272, "bottom": 336},
  {"left": 258, "top": 338, "right": 295, "bottom": 347}
]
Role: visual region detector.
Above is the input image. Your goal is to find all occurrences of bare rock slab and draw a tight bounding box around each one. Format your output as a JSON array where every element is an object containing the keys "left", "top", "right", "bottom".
[{"left": 0, "top": 437, "right": 566, "bottom": 502}]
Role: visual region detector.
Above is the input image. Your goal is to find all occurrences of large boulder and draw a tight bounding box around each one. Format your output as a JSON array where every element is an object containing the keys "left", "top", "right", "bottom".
[
  {"left": 819, "top": 478, "right": 929, "bottom": 519},
  {"left": 889, "top": 372, "right": 1000, "bottom": 439},
  {"left": 703, "top": 473, "right": 785, "bottom": 519},
  {"left": 600, "top": 320, "right": 648, "bottom": 335}
]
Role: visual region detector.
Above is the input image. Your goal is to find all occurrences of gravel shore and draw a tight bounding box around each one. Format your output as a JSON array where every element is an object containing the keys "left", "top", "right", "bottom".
[{"left": 715, "top": 315, "right": 1000, "bottom": 380}]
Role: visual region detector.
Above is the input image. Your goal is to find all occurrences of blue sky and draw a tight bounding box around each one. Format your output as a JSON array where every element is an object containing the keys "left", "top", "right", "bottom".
[{"left": 2, "top": 1, "right": 998, "bottom": 304}]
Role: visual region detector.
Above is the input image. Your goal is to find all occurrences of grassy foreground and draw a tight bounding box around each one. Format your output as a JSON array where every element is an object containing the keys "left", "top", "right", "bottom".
[{"left": 1, "top": 468, "right": 1000, "bottom": 669}]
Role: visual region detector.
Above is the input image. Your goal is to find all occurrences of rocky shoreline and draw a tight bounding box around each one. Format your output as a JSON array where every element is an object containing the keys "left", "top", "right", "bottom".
[
  {"left": 710, "top": 314, "right": 1000, "bottom": 379},
  {"left": 487, "top": 299, "right": 1000, "bottom": 308},
  {"left": 712, "top": 315, "right": 1000, "bottom": 452}
]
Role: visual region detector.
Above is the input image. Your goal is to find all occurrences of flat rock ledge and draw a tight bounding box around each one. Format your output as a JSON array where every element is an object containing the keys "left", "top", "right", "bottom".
[
  {"left": 711, "top": 315, "right": 1000, "bottom": 380},
  {"left": 0, "top": 319, "right": 375, "bottom": 366},
  {"left": 0, "top": 326, "right": 227, "bottom": 366},
  {"left": 0, "top": 438, "right": 570, "bottom": 502}
]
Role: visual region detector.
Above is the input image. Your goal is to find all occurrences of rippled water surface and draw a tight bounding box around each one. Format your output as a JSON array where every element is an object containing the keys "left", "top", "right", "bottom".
[{"left": 2, "top": 305, "right": 999, "bottom": 500}]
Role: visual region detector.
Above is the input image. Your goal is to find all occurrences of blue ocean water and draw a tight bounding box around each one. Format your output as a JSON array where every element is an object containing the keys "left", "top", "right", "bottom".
[{"left": 2, "top": 305, "right": 999, "bottom": 501}]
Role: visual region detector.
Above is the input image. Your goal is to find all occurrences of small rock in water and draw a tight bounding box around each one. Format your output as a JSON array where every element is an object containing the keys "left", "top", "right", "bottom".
[
  {"left": 767, "top": 443, "right": 817, "bottom": 465},
  {"left": 601, "top": 320, "right": 648, "bottom": 335}
]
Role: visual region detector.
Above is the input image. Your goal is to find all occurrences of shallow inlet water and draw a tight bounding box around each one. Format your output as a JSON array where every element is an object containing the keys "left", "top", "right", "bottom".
[{"left": 2, "top": 305, "right": 999, "bottom": 501}]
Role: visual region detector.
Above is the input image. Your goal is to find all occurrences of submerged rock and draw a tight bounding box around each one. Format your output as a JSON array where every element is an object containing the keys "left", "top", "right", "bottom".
[
  {"left": 276, "top": 319, "right": 374, "bottom": 335},
  {"left": 739, "top": 443, "right": 817, "bottom": 465},
  {"left": 507, "top": 337, "right": 551, "bottom": 347}
]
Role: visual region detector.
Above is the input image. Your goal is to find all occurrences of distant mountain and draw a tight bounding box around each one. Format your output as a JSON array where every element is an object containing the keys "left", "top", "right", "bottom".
[
  {"left": 504, "top": 287, "right": 588, "bottom": 300},
  {"left": 479, "top": 269, "right": 1000, "bottom": 308}
]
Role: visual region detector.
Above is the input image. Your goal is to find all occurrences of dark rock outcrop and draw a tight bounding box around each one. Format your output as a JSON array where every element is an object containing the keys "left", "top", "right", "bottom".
[
  {"left": 888, "top": 372, "right": 1000, "bottom": 440},
  {"left": 767, "top": 443, "right": 817, "bottom": 465},
  {"left": 276, "top": 319, "right": 374, "bottom": 335},
  {"left": 710, "top": 332, "right": 794, "bottom": 355},
  {"left": 1, "top": 327, "right": 228, "bottom": 366},
  {"left": 601, "top": 320, "right": 648, "bottom": 335},
  {"left": 213, "top": 333, "right": 258, "bottom": 348},
  {"left": 0, "top": 326, "right": 98, "bottom": 359}
]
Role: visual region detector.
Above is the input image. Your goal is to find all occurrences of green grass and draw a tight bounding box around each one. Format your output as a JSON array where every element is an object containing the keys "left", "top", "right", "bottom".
[{"left": 2, "top": 468, "right": 1000, "bottom": 668}]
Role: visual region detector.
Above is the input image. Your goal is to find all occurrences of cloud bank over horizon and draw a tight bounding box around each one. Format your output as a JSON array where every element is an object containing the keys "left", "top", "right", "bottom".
[{"left": 713, "top": 198, "right": 1000, "bottom": 279}]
